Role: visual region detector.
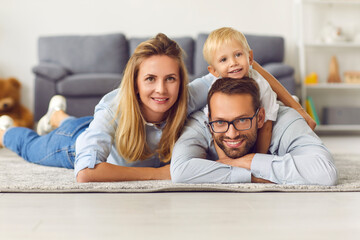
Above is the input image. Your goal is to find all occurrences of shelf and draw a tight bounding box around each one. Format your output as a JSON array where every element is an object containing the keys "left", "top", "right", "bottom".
[
  {"left": 305, "top": 83, "right": 360, "bottom": 89},
  {"left": 303, "top": 0, "right": 360, "bottom": 5},
  {"left": 315, "top": 124, "right": 360, "bottom": 135},
  {"left": 305, "top": 42, "right": 360, "bottom": 48},
  {"left": 297, "top": 0, "right": 360, "bottom": 134}
]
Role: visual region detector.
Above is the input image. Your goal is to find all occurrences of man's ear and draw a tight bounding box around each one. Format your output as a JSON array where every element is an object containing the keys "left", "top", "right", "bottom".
[
  {"left": 207, "top": 112, "right": 213, "bottom": 132},
  {"left": 208, "top": 65, "right": 220, "bottom": 78},
  {"left": 248, "top": 50, "right": 254, "bottom": 66},
  {"left": 257, "top": 107, "right": 266, "bottom": 129}
]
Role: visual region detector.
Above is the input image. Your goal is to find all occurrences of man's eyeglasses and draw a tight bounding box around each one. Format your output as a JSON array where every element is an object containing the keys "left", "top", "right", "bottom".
[{"left": 208, "top": 108, "right": 259, "bottom": 133}]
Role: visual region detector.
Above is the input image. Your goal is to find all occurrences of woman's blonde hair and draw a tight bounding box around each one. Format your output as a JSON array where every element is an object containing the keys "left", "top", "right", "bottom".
[
  {"left": 114, "top": 33, "right": 188, "bottom": 163},
  {"left": 203, "top": 27, "right": 251, "bottom": 65}
]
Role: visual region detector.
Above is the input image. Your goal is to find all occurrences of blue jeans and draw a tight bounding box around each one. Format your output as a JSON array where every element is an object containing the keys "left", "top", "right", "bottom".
[{"left": 3, "top": 116, "right": 93, "bottom": 169}]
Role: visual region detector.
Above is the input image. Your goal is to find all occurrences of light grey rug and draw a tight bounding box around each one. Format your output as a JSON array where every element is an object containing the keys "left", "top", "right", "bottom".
[{"left": 1, "top": 148, "right": 359, "bottom": 193}]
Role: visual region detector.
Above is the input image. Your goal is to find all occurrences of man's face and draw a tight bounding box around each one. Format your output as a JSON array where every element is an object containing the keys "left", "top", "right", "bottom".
[{"left": 209, "top": 92, "right": 263, "bottom": 159}]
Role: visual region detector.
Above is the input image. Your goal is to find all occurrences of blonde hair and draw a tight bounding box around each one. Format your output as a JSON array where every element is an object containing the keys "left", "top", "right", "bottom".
[
  {"left": 114, "top": 33, "right": 188, "bottom": 163},
  {"left": 203, "top": 27, "right": 251, "bottom": 65}
]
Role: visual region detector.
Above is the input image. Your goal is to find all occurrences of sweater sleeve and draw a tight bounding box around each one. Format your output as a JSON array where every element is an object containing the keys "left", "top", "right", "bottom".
[
  {"left": 187, "top": 73, "right": 217, "bottom": 115},
  {"left": 74, "top": 90, "right": 118, "bottom": 177},
  {"left": 251, "top": 108, "right": 338, "bottom": 186}
]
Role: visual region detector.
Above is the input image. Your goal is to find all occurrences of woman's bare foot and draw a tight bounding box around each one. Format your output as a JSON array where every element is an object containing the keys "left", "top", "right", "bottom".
[
  {"left": 0, "top": 129, "right": 5, "bottom": 147},
  {"left": 50, "top": 110, "right": 70, "bottom": 128},
  {"left": 36, "top": 95, "right": 67, "bottom": 135},
  {"left": 0, "top": 115, "right": 14, "bottom": 148}
]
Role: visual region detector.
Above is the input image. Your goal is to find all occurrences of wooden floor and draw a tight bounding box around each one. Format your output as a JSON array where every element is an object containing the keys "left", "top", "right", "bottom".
[{"left": 1, "top": 135, "right": 360, "bottom": 240}]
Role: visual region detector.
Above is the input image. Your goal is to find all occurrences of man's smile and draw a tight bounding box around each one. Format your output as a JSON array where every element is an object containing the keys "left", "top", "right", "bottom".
[{"left": 223, "top": 139, "right": 244, "bottom": 148}]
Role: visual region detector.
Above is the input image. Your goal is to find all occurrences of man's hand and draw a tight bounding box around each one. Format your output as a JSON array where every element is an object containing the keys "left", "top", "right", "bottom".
[
  {"left": 251, "top": 175, "right": 273, "bottom": 183},
  {"left": 217, "top": 154, "right": 274, "bottom": 184},
  {"left": 216, "top": 153, "right": 255, "bottom": 170}
]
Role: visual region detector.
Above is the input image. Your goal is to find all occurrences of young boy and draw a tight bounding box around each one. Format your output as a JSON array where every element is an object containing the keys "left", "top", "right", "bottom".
[{"left": 203, "top": 27, "right": 316, "bottom": 153}]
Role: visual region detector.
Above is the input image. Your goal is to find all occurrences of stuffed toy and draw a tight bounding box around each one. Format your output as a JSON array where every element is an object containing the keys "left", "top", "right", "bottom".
[{"left": 0, "top": 77, "right": 34, "bottom": 128}]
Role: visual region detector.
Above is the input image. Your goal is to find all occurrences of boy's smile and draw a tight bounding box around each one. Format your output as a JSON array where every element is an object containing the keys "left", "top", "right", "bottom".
[{"left": 208, "top": 39, "right": 253, "bottom": 79}]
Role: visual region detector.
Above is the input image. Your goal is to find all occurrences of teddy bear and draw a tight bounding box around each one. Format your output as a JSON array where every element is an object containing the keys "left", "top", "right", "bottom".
[{"left": 0, "top": 77, "right": 34, "bottom": 128}]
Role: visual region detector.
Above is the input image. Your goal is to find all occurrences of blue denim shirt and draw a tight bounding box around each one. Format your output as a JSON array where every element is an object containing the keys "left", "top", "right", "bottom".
[
  {"left": 74, "top": 73, "right": 217, "bottom": 176},
  {"left": 170, "top": 106, "right": 338, "bottom": 186}
]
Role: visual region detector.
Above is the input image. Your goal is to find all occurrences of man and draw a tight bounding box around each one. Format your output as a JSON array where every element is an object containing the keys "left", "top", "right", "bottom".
[{"left": 170, "top": 77, "right": 337, "bottom": 185}]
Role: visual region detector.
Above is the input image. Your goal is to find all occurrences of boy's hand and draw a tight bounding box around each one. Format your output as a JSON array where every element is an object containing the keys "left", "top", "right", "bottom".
[{"left": 297, "top": 108, "right": 317, "bottom": 130}]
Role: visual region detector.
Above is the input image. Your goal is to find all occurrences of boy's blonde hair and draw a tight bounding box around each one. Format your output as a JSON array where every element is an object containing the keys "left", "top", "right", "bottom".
[
  {"left": 114, "top": 33, "right": 188, "bottom": 163},
  {"left": 203, "top": 27, "right": 251, "bottom": 65}
]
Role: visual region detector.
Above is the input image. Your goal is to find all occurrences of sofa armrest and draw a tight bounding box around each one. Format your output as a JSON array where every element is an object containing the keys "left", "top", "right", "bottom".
[
  {"left": 32, "top": 62, "right": 70, "bottom": 81},
  {"left": 262, "top": 63, "right": 294, "bottom": 79}
]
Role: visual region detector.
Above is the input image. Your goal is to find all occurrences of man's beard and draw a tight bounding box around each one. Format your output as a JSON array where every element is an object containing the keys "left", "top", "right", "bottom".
[{"left": 213, "top": 131, "right": 257, "bottom": 159}]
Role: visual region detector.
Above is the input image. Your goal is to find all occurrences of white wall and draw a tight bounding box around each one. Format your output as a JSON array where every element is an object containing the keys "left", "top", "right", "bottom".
[{"left": 0, "top": 0, "right": 297, "bottom": 112}]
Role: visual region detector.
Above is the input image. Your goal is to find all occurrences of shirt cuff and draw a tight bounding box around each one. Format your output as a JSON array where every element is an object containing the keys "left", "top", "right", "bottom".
[
  {"left": 251, "top": 153, "right": 273, "bottom": 181},
  {"left": 230, "top": 167, "right": 252, "bottom": 183},
  {"left": 74, "top": 150, "right": 102, "bottom": 177}
]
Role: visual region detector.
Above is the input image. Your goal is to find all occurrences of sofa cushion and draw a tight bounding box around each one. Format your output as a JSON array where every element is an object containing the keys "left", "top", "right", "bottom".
[
  {"left": 38, "top": 33, "right": 129, "bottom": 74},
  {"left": 194, "top": 34, "right": 210, "bottom": 77},
  {"left": 129, "top": 36, "right": 195, "bottom": 75},
  {"left": 276, "top": 75, "right": 296, "bottom": 95},
  {"left": 263, "top": 63, "right": 294, "bottom": 79},
  {"left": 32, "top": 62, "right": 71, "bottom": 81},
  {"left": 57, "top": 73, "right": 122, "bottom": 96},
  {"left": 175, "top": 37, "right": 195, "bottom": 75},
  {"left": 245, "top": 34, "right": 284, "bottom": 65}
]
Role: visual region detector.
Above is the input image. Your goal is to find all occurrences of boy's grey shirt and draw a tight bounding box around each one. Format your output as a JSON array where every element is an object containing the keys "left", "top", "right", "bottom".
[{"left": 170, "top": 106, "right": 338, "bottom": 186}]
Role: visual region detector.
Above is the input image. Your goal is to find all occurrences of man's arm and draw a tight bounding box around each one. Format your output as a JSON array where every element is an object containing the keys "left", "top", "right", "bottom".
[{"left": 170, "top": 112, "right": 252, "bottom": 184}]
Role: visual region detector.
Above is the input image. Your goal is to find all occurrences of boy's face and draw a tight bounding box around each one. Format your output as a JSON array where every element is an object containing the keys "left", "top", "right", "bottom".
[{"left": 208, "top": 39, "right": 253, "bottom": 79}]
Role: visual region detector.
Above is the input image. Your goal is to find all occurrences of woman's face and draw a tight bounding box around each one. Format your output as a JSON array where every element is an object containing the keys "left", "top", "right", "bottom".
[{"left": 136, "top": 55, "right": 181, "bottom": 123}]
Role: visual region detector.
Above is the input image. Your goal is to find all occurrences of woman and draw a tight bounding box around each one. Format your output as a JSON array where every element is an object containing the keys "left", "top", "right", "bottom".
[{"left": 0, "top": 33, "right": 215, "bottom": 182}]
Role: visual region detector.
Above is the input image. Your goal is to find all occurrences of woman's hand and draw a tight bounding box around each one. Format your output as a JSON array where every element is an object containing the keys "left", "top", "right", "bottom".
[
  {"left": 157, "top": 164, "right": 171, "bottom": 180},
  {"left": 76, "top": 162, "right": 171, "bottom": 182}
]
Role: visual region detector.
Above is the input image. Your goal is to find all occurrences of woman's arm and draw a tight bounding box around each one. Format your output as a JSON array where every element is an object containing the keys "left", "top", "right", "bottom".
[
  {"left": 77, "top": 163, "right": 170, "bottom": 182},
  {"left": 187, "top": 73, "right": 217, "bottom": 115},
  {"left": 253, "top": 61, "right": 316, "bottom": 130}
]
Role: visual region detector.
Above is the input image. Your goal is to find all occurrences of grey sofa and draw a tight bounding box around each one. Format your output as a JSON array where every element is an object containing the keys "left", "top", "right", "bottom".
[{"left": 33, "top": 33, "right": 295, "bottom": 121}]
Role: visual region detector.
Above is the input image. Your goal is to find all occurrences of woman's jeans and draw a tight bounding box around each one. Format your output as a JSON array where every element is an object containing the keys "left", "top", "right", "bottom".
[{"left": 3, "top": 116, "right": 93, "bottom": 169}]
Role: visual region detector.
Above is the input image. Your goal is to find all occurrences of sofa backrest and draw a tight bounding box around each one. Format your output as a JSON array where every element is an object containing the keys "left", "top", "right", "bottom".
[
  {"left": 194, "top": 33, "right": 285, "bottom": 69},
  {"left": 36, "top": 32, "right": 285, "bottom": 80},
  {"left": 194, "top": 34, "right": 210, "bottom": 78},
  {"left": 245, "top": 34, "right": 284, "bottom": 65},
  {"left": 38, "top": 33, "right": 129, "bottom": 74}
]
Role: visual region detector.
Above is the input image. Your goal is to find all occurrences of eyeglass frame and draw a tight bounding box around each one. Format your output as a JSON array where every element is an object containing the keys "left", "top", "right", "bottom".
[{"left": 207, "top": 108, "right": 259, "bottom": 133}]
